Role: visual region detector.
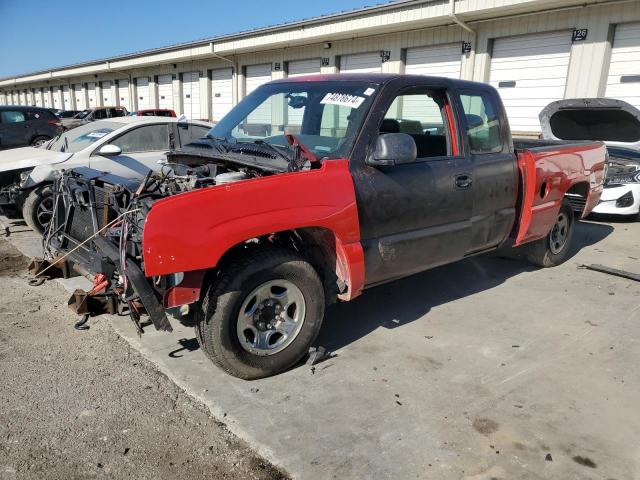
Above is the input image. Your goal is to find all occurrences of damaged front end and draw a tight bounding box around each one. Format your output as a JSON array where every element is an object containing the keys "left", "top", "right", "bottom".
[
  {"left": 0, "top": 169, "right": 30, "bottom": 213},
  {"left": 42, "top": 154, "right": 272, "bottom": 332}
]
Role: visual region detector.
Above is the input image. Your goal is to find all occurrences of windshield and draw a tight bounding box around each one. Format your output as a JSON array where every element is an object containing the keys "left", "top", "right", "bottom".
[
  {"left": 46, "top": 121, "right": 121, "bottom": 153},
  {"left": 74, "top": 109, "right": 92, "bottom": 119},
  {"left": 209, "top": 81, "right": 378, "bottom": 159}
]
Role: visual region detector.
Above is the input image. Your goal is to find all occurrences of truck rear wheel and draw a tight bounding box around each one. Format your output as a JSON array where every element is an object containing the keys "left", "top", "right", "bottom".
[
  {"left": 194, "top": 247, "right": 325, "bottom": 380},
  {"left": 524, "top": 199, "right": 575, "bottom": 267}
]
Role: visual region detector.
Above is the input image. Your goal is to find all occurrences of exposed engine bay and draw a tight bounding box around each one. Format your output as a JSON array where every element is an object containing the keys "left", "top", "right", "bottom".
[{"left": 42, "top": 151, "right": 276, "bottom": 333}]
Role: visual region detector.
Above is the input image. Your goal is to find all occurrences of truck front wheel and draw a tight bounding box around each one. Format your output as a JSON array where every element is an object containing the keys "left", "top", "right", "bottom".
[
  {"left": 195, "top": 247, "right": 325, "bottom": 380},
  {"left": 524, "top": 199, "right": 575, "bottom": 267}
]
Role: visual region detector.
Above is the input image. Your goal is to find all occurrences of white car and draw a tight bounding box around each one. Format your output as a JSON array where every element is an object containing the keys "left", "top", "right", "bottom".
[
  {"left": 0, "top": 116, "right": 212, "bottom": 232},
  {"left": 540, "top": 98, "right": 640, "bottom": 220}
]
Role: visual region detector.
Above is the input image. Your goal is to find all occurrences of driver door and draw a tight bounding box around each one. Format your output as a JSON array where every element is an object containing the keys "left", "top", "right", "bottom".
[
  {"left": 90, "top": 123, "right": 172, "bottom": 178},
  {"left": 351, "top": 82, "right": 474, "bottom": 286}
]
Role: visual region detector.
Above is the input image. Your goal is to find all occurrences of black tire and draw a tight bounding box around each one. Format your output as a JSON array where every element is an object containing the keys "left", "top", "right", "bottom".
[
  {"left": 194, "top": 247, "right": 325, "bottom": 380},
  {"left": 524, "top": 199, "right": 575, "bottom": 267},
  {"left": 30, "top": 136, "right": 51, "bottom": 147},
  {"left": 22, "top": 184, "right": 54, "bottom": 235}
]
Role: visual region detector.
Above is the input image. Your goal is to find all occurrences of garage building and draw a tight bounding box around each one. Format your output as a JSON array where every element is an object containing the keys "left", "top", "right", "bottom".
[{"left": 1, "top": 0, "right": 639, "bottom": 135}]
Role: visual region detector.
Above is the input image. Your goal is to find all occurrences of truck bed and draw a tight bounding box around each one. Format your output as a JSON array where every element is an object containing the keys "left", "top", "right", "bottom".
[{"left": 512, "top": 139, "right": 606, "bottom": 246}]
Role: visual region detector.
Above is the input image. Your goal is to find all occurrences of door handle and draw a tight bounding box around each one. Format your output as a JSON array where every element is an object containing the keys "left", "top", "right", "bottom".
[{"left": 455, "top": 174, "right": 473, "bottom": 189}]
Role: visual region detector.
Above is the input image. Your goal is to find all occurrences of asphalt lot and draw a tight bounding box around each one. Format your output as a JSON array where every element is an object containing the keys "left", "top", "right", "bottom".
[{"left": 2, "top": 214, "right": 639, "bottom": 480}]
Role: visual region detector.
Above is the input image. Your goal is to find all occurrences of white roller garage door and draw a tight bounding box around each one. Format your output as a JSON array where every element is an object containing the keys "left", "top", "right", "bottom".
[
  {"left": 489, "top": 31, "right": 571, "bottom": 133},
  {"left": 101, "top": 81, "right": 113, "bottom": 106},
  {"left": 63, "top": 86, "right": 72, "bottom": 108},
  {"left": 43, "top": 89, "right": 51, "bottom": 108},
  {"left": 74, "top": 84, "right": 86, "bottom": 109},
  {"left": 118, "top": 80, "right": 130, "bottom": 110},
  {"left": 245, "top": 64, "right": 272, "bottom": 94},
  {"left": 0, "top": 92, "right": 5, "bottom": 105},
  {"left": 136, "top": 77, "right": 150, "bottom": 110},
  {"left": 605, "top": 23, "right": 640, "bottom": 109},
  {"left": 19, "top": 91, "right": 26, "bottom": 105},
  {"left": 406, "top": 43, "right": 461, "bottom": 78},
  {"left": 34, "top": 90, "right": 43, "bottom": 106},
  {"left": 55, "top": 87, "right": 63, "bottom": 109},
  {"left": 87, "top": 82, "right": 97, "bottom": 107},
  {"left": 288, "top": 58, "right": 321, "bottom": 77},
  {"left": 340, "top": 52, "right": 381, "bottom": 73},
  {"left": 245, "top": 64, "right": 272, "bottom": 127},
  {"left": 182, "top": 71, "right": 201, "bottom": 120},
  {"left": 211, "top": 68, "right": 233, "bottom": 121},
  {"left": 157, "top": 74, "right": 173, "bottom": 110}
]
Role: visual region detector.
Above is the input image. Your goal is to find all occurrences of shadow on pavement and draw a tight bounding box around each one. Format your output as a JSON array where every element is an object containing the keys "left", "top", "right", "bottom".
[
  {"left": 161, "top": 221, "right": 614, "bottom": 364},
  {"left": 316, "top": 220, "right": 614, "bottom": 352}
]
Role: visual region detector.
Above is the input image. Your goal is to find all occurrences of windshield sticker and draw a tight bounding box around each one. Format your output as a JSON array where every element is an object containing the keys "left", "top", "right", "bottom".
[
  {"left": 320, "top": 93, "right": 365, "bottom": 109},
  {"left": 86, "top": 131, "right": 109, "bottom": 139},
  {"left": 363, "top": 88, "right": 375, "bottom": 96}
]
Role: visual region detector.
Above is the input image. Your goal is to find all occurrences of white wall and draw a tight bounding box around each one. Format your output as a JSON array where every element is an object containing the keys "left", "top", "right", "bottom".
[{"left": 3, "top": 0, "right": 639, "bottom": 133}]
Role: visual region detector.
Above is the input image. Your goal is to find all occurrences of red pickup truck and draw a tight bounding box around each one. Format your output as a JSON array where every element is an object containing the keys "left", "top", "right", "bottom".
[{"left": 46, "top": 74, "right": 606, "bottom": 379}]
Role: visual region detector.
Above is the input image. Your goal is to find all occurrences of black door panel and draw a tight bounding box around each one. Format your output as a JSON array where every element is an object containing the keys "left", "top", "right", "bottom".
[{"left": 354, "top": 156, "right": 474, "bottom": 284}]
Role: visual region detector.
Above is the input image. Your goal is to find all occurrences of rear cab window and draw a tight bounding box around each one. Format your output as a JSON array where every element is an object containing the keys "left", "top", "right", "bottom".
[
  {"left": 381, "top": 87, "right": 456, "bottom": 160},
  {"left": 459, "top": 91, "right": 503, "bottom": 154}
]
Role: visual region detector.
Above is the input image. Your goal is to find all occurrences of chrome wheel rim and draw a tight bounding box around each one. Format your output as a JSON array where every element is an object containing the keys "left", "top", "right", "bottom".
[
  {"left": 33, "top": 138, "right": 47, "bottom": 147},
  {"left": 236, "top": 279, "right": 306, "bottom": 356},
  {"left": 36, "top": 195, "right": 54, "bottom": 230},
  {"left": 549, "top": 211, "right": 570, "bottom": 254}
]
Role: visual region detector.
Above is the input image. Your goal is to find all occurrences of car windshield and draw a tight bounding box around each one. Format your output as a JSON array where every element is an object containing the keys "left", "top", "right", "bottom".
[
  {"left": 74, "top": 109, "right": 92, "bottom": 119},
  {"left": 209, "top": 80, "right": 378, "bottom": 159},
  {"left": 46, "top": 121, "right": 121, "bottom": 153}
]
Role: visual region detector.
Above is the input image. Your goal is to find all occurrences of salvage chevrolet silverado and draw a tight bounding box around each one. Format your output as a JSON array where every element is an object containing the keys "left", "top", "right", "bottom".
[{"left": 43, "top": 74, "right": 606, "bottom": 379}]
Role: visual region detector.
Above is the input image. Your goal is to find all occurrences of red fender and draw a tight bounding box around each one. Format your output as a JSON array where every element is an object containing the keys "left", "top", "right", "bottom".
[
  {"left": 514, "top": 143, "right": 606, "bottom": 246},
  {"left": 143, "top": 159, "right": 365, "bottom": 300}
]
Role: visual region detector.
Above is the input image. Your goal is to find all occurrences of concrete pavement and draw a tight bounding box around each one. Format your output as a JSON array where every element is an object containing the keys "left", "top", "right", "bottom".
[{"left": 4, "top": 215, "right": 639, "bottom": 479}]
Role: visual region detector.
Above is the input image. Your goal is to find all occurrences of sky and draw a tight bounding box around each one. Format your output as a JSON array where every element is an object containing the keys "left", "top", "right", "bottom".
[{"left": 0, "top": 0, "right": 385, "bottom": 78}]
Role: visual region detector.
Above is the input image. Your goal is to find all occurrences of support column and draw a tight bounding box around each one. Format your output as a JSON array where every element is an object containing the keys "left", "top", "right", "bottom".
[{"left": 149, "top": 76, "right": 159, "bottom": 109}]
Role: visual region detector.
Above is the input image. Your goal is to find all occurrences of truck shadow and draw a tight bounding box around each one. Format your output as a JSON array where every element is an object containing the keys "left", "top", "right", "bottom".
[{"left": 315, "top": 220, "right": 614, "bottom": 353}]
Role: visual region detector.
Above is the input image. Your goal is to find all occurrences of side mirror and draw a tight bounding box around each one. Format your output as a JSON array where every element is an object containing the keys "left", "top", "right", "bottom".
[
  {"left": 366, "top": 133, "right": 417, "bottom": 167},
  {"left": 97, "top": 144, "right": 122, "bottom": 156}
]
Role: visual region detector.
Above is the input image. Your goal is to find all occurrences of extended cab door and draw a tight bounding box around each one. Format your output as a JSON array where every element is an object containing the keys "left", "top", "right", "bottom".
[
  {"left": 456, "top": 89, "right": 518, "bottom": 253},
  {"left": 350, "top": 79, "right": 474, "bottom": 286}
]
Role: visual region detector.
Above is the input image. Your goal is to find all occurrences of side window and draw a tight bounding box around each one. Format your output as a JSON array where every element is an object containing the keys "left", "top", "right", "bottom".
[
  {"left": 111, "top": 124, "right": 170, "bottom": 153},
  {"left": 178, "top": 124, "right": 209, "bottom": 147},
  {"left": 459, "top": 93, "right": 502, "bottom": 154},
  {"left": 382, "top": 88, "right": 450, "bottom": 159},
  {"left": 109, "top": 108, "right": 126, "bottom": 118},
  {"left": 1, "top": 111, "right": 26, "bottom": 123},
  {"left": 93, "top": 109, "right": 108, "bottom": 120}
]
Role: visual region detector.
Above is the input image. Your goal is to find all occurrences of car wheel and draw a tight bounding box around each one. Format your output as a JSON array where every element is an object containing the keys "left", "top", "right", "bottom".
[
  {"left": 194, "top": 247, "right": 325, "bottom": 380},
  {"left": 22, "top": 185, "right": 55, "bottom": 235},
  {"left": 30, "top": 136, "right": 51, "bottom": 147},
  {"left": 524, "top": 199, "right": 575, "bottom": 267}
]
